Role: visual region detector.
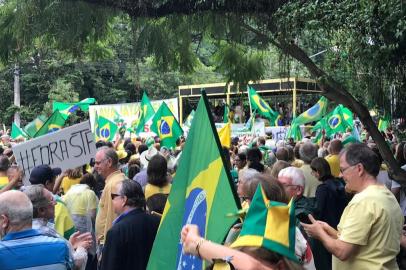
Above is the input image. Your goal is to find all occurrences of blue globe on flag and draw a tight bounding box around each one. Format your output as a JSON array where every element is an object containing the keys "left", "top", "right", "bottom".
[
  {"left": 176, "top": 188, "right": 207, "bottom": 270},
  {"left": 160, "top": 120, "right": 171, "bottom": 135},
  {"left": 307, "top": 103, "right": 320, "bottom": 117},
  {"left": 259, "top": 99, "right": 270, "bottom": 111},
  {"left": 328, "top": 116, "right": 341, "bottom": 129},
  {"left": 68, "top": 104, "right": 79, "bottom": 113},
  {"left": 100, "top": 127, "right": 110, "bottom": 139}
]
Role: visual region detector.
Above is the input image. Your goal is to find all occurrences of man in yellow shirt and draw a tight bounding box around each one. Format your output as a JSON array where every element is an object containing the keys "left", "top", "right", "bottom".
[
  {"left": 302, "top": 144, "right": 403, "bottom": 270},
  {"left": 94, "top": 147, "right": 126, "bottom": 246},
  {"left": 325, "top": 139, "right": 343, "bottom": 178}
]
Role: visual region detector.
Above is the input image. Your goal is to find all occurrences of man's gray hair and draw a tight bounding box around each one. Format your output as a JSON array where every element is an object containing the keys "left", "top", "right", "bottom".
[
  {"left": 0, "top": 190, "right": 33, "bottom": 226},
  {"left": 98, "top": 146, "right": 119, "bottom": 168},
  {"left": 278, "top": 167, "right": 305, "bottom": 188},
  {"left": 238, "top": 168, "right": 260, "bottom": 183},
  {"left": 299, "top": 143, "right": 318, "bottom": 164},
  {"left": 23, "top": 185, "right": 49, "bottom": 218}
]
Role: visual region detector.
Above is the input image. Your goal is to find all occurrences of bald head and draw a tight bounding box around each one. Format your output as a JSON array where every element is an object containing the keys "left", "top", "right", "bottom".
[{"left": 0, "top": 190, "right": 33, "bottom": 227}]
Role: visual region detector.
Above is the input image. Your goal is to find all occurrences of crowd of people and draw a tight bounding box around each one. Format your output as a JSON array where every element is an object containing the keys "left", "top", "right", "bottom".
[{"left": 0, "top": 121, "right": 405, "bottom": 270}]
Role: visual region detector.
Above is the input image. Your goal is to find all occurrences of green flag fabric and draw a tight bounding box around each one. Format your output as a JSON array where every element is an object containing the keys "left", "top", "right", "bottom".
[
  {"left": 53, "top": 98, "right": 96, "bottom": 120},
  {"left": 341, "top": 106, "right": 354, "bottom": 127},
  {"left": 313, "top": 105, "right": 353, "bottom": 138},
  {"left": 248, "top": 86, "right": 279, "bottom": 121},
  {"left": 11, "top": 122, "right": 28, "bottom": 140},
  {"left": 23, "top": 115, "right": 47, "bottom": 138},
  {"left": 378, "top": 115, "right": 390, "bottom": 132},
  {"left": 147, "top": 92, "right": 240, "bottom": 270},
  {"left": 294, "top": 97, "right": 328, "bottom": 125},
  {"left": 150, "top": 102, "right": 183, "bottom": 149},
  {"left": 136, "top": 92, "right": 155, "bottom": 134},
  {"left": 94, "top": 114, "right": 118, "bottom": 142},
  {"left": 286, "top": 120, "right": 302, "bottom": 142},
  {"left": 231, "top": 185, "right": 297, "bottom": 262},
  {"left": 34, "top": 110, "right": 66, "bottom": 138}
]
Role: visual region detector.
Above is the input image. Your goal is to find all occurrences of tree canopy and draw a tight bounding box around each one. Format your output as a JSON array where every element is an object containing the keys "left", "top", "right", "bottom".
[{"left": 0, "top": 0, "right": 405, "bottom": 182}]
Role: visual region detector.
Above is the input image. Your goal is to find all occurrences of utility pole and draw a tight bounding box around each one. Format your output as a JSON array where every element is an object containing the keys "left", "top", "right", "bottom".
[{"left": 14, "top": 63, "right": 20, "bottom": 126}]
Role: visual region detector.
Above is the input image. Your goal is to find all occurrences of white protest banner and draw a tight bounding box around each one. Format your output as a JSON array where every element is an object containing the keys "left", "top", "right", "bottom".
[
  {"left": 88, "top": 98, "right": 178, "bottom": 131},
  {"left": 215, "top": 122, "right": 266, "bottom": 137},
  {"left": 265, "top": 126, "right": 289, "bottom": 141},
  {"left": 13, "top": 121, "right": 96, "bottom": 183}
]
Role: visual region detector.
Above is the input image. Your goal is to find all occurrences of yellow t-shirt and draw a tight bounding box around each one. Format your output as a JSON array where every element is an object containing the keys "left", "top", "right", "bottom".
[
  {"left": 0, "top": 176, "right": 9, "bottom": 190},
  {"left": 63, "top": 184, "right": 98, "bottom": 216},
  {"left": 144, "top": 183, "right": 171, "bottom": 200},
  {"left": 325, "top": 154, "right": 340, "bottom": 177},
  {"left": 95, "top": 170, "right": 126, "bottom": 244},
  {"left": 54, "top": 198, "right": 76, "bottom": 240},
  {"left": 61, "top": 176, "right": 81, "bottom": 194},
  {"left": 333, "top": 185, "right": 403, "bottom": 270}
]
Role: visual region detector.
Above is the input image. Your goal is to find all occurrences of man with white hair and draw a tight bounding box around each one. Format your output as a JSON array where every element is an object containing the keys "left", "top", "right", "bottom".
[
  {"left": 278, "top": 166, "right": 316, "bottom": 224},
  {"left": 278, "top": 166, "right": 305, "bottom": 199},
  {"left": 0, "top": 190, "right": 73, "bottom": 269}
]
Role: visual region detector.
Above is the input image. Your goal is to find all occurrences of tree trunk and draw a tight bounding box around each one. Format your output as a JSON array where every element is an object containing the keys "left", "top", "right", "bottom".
[{"left": 14, "top": 63, "right": 21, "bottom": 127}]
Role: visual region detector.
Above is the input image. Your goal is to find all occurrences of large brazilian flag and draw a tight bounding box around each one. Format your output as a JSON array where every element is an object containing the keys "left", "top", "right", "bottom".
[
  {"left": 136, "top": 91, "right": 155, "bottom": 134},
  {"left": 294, "top": 96, "right": 328, "bottom": 125},
  {"left": 94, "top": 113, "right": 118, "bottom": 142},
  {"left": 147, "top": 92, "right": 240, "bottom": 270},
  {"left": 248, "top": 86, "right": 279, "bottom": 122},
  {"left": 34, "top": 110, "right": 66, "bottom": 138},
  {"left": 150, "top": 101, "right": 183, "bottom": 149}
]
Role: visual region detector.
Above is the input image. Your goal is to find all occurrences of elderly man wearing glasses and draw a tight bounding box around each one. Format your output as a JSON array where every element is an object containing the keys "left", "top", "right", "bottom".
[
  {"left": 100, "top": 180, "right": 160, "bottom": 270},
  {"left": 302, "top": 143, "right": 403, "bottom": 270},
  {"left": 94, "top": 147, "right": 126, "bottom": 257}
]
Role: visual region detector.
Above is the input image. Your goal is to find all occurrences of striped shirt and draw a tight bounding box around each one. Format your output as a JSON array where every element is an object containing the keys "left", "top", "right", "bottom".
[{"left": 0, "top": 229, "right": 73, "bottom": 270}]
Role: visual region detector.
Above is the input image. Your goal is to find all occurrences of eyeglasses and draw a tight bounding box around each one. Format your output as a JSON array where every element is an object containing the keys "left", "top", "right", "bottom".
[
  {"left": 111, "top": 193, "right": 121, "bottom": 200},
  {"left": 340, "top": 164, "right": 358, "bottom": 174},
  {"left": 95, "top": 158, "right": 108, "bottom": 166},
  {"left": 281, "top": 183, "right": 299, "bottom": 189}
]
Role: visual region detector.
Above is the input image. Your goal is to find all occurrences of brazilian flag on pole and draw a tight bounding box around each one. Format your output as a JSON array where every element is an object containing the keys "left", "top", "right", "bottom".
[
  {"left": 147, "top": 91, "right": 240, "bottom": 270},
  {"left": 34, "top": 110, "right": 66, "bottom": 138},
  {"left": 136, "top": 92, "right": 155, "bottom": 134},
  {"left": 23, "top": 115, "right": 47, "bottom": 138},
  {"left": 313, "top": 105, "right": 353, "bottom": 138},
  {"left": 94, "top": 114, "right": 118, "bottom": 142},
  {"left": 248, "top": 86, "right": 279, "bottom": 122},
  {"left": 53, "top": 98, "right": 96, "bottom": 120},
  {"left": 150, "top": 102, "right": 183, "bottom": 149},
  {"left": 294, "top": 96, "right": 328, "bottom": 125}
]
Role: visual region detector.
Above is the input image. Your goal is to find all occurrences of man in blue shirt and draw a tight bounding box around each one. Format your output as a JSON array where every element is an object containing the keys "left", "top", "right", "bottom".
[{"left": 0, "top": 190, "right": 73, "bottom": 270}]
